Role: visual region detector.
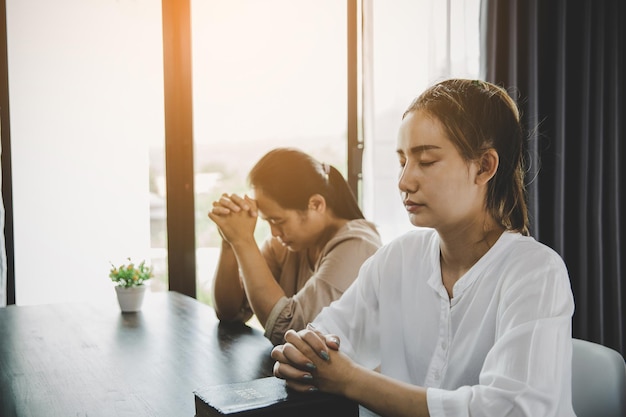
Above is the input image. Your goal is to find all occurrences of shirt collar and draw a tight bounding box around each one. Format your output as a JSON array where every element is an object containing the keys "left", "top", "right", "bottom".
[{"left": 427, "top": 231, "right": 519, "bottom": 301}]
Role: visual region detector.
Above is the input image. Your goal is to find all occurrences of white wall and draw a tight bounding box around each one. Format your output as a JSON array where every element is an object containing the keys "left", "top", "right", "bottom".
[{"left": 7, "top": 0, "right": 163, "bottom": 305}]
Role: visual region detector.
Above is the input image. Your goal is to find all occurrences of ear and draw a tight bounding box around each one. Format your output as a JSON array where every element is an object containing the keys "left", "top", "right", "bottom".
[
  {"left": 307, "top": 194, "right": 327, "bottom": 212},
  {"left": 475, "top": 148, "right": 499, "bottom": 185}
]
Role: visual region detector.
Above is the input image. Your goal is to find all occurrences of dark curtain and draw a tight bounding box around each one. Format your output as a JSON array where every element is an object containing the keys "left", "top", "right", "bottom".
[{"left": 482, "top": 0, "right": 625, "bottom": 355}]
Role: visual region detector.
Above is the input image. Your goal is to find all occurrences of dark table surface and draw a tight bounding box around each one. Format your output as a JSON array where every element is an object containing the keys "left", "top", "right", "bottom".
[{"left": 0, "top": 291, "right": 275, "bottom": 417}]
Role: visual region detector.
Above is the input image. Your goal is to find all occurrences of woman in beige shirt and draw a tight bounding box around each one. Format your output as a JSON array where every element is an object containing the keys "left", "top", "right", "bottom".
[{"left": 209, "top": 148, "right": 381, "bottom": 345}]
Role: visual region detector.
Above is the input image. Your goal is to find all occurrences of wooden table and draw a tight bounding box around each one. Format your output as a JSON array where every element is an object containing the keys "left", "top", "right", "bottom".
[{"left": 0, "top": 291, "right": 275, "bottom": 417}]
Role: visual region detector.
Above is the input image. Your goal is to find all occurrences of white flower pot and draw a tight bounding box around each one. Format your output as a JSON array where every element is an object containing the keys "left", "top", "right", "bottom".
[{"left": 115, "top": 285, "right": 147, "bottom": 312}]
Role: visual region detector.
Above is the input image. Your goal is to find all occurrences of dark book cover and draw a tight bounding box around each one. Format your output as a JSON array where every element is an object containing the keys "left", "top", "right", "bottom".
[{"left": 194, "top": 376, "right": 359, "bottom": 417}]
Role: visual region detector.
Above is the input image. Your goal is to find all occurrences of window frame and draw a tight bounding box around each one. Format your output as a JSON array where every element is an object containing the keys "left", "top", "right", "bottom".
[{"left": 160, "top": 0, "right": 362, "bottom": 298}]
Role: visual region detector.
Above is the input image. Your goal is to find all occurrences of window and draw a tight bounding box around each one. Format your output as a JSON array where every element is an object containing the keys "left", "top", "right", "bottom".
[
  {"left": 361, "top": 0, "right": 480, "bottom": 242},
  {"left": 190, "top": 0, "right": 348, "bottom": 304}
]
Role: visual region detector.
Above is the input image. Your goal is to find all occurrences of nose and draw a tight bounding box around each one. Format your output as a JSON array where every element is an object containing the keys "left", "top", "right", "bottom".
[
  {"left": 398, "top": 162, "right": 418, "bottom": 194},
  {"left": 269, "top": 223, "right": 282, "bottom": 238}
]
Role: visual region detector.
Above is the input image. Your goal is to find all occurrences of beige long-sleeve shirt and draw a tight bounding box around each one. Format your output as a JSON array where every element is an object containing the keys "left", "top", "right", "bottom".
[{"left": 254, "top": 219, "right": 381, "bottom": 345}]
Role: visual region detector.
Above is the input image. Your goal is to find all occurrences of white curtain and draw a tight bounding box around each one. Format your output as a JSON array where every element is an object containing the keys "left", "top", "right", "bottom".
[{"left": 361, "top": 0, "right": 481, "bottom": 243}]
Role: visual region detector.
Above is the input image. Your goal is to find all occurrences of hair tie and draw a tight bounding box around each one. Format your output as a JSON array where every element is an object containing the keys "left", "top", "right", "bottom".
[{"left": 322, "top": 163, "right": 330, "bottom": 182}]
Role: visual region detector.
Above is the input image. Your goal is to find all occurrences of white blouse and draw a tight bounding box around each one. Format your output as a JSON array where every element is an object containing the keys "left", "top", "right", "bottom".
[{"left": 313, "top": 228, "right": 576, "bottom": 417}]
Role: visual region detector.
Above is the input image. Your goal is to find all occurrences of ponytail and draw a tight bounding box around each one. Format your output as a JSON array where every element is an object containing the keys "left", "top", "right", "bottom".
[
  {"left": 248, "top": 148, "right": 364, "bottom": 220},
  {"left": 325, "top": 165, "right": 365, "bottom": 220}
]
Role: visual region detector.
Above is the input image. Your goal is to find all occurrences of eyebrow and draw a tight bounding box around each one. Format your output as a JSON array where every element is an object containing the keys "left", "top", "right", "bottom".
[
  {"left": 260, "top": 214, "right": 281, "bottom": 223},
  {"left": 396, "top": 144, "right": 441, "bottom": 156}
]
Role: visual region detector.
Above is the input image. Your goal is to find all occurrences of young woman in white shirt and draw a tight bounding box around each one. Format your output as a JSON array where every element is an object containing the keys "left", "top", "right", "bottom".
[{"left": 270, "top": 79, "right": 576, "bottom": 417}]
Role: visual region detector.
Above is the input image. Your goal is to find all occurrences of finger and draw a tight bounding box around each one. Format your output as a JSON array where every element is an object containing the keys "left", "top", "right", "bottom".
[
  {"left": 285, "top": 328, "right": 330, "bottom": 362},
  {"left": 272, "top": 361, "right": 314, "bottom": 383},
  {"left": 228, "top": 194, "right": 250, "bottom": 211},
  {"left": 285, "top": 379, "right": 319, "bottom": 393},
  {"left": 270, "top": 345, "right": 287, "bottom": 363},
  {"left": 306, "top": 323, "right": 341, "bottom": 350},
  {"left": 212, "top": 197, "right": 237, "bottom": 213},
  {"left": 325, "top": 334, "right": 341, "bottom": 351},
  {"left": 273, "top": 363, "right": 317, "bottom": 392},
  {"left": 270, "top": 344, "right": 283, "bottom": 357},
  {"left": 300, "top": 329, "right": 330, "bottom": 361},
  {"left": 281, "top": 342, "right": 318, "bottom": 371},
  {"left": 209, "top": 205, "right": 231, "bottom": 216},
  {"left": 244, "top": 195, "right": 258, "bottom": 217},
  {"left": 215, "top": 194, "right": 241, "bottom": 212},
  {"left": 207, "top": 212, "right": 225, "bottom": 225},
  {"left": 305, "top": 324, "right": 340, "bottom": 351},
  {"left": 270, "top": 344, "right": 302, "bottom": 363}
]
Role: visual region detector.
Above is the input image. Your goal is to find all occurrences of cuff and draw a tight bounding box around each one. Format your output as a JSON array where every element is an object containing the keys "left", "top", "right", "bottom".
[
  {"left": 426, "top": 387, "right": 444, "bottom": 417},
  {"left": 426, "top": 386, "right": 472, "bottom": 417},
  {"left": 264, "top": 296, "right": 290, "bottom": 342}
]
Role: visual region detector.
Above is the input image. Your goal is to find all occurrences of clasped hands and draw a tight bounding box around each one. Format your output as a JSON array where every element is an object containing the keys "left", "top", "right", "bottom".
[
  {"left": 271, "top": 325, "right": 356, "bottom": 397},
  {"left": 208, "top": 193, "right": 258, "bottom": 244}
]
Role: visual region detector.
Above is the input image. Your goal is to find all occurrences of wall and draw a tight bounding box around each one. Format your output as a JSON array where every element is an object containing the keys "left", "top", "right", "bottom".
[{"left": 6, "top": 0, "right": 162, "bottom": 304}]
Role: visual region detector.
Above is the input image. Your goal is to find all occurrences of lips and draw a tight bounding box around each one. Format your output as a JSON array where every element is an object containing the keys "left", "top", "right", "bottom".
[{"left": 404, "top": 199, "right": 424, "bottom": 213}]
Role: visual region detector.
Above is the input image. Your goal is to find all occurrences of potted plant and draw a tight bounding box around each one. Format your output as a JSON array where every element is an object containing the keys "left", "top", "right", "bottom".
[{"left": 109, "top": 258, "right": 153, "bottom": 312}]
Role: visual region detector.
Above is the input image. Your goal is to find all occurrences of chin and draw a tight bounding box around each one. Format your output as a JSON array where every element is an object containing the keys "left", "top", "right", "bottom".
[
  {"left": 283, "top": 243, "right": 299, "bottom": 251},
  {"left": 407, "top": 212, "right": 419, "bottom": 225},
  {"left": 408, "top": 214, "right": 430, "bottom": 229}
]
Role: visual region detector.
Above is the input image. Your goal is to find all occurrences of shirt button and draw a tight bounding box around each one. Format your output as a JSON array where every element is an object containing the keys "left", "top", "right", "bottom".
[
  {"left": 433, "top": 371, "right": 441, "bottom": 380},
  {"left": 441, "top": 341, "right": 447, "bottom": 350}
]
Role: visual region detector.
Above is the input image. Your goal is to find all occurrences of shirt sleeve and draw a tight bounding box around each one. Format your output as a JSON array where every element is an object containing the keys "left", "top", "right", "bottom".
[
  {"left": 312, "top": 252, "right": 383, "bottom": 371},
  {"left": 427, "top": 252, "right": 575, "bottom": 417},
  {"left": 264, "top": 234, "right": 379, "bottom": 345}
]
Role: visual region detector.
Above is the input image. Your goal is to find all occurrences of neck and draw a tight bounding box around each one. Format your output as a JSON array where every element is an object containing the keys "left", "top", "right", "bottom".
[
  {"left": 307, "top": 217, "right": 348, "bottom": 267},
  {"left": 438, "top": 218, "right": 504, "bottom": 297}
]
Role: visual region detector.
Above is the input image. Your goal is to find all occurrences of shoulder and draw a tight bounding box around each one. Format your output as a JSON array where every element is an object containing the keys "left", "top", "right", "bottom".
[
  {"left": 316, "top": 221, "right": 382, "bottom": 271},
  {"left": 346, "top": 228, "right": 439, "bottom": 295},
  {"left": 260, "top": 236, "right": 289, "bottom": 264},
  {"left": 376, "top": 227, "right": 439, "bottom": 259},
  {"left": 492, "top": 233, "right": 573, "bottom": 305},
  {"left": 338, "top": 219, "right": 382, "bottom": 241},
  {"left": 497, "top": 233, "right": 568, "bottom": 275},
  {"left": 358, "top": 227, "right": 439, "bottom": 276},
  {"left": 325, "top": 219, "right": 382, "bottom": 251},
  {"left": 488, "top": 233, "right": 575, "bottom": 332}
]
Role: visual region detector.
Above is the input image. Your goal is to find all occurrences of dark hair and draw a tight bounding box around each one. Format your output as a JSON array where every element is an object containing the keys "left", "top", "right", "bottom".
[
  {"left": 403, "top": 79, "right": 529, "bottom": 235},
  {"left": 248, "top": 148, "right": 365, "bottom": 220}
]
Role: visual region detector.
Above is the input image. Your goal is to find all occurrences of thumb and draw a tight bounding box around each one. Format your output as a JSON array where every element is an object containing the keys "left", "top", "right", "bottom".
[
  {"left": 307, "top": 323, "right": 340, "bottom": 351},
  {"left": 324, "top": 334, "right": 341, "bottom": 351}
]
